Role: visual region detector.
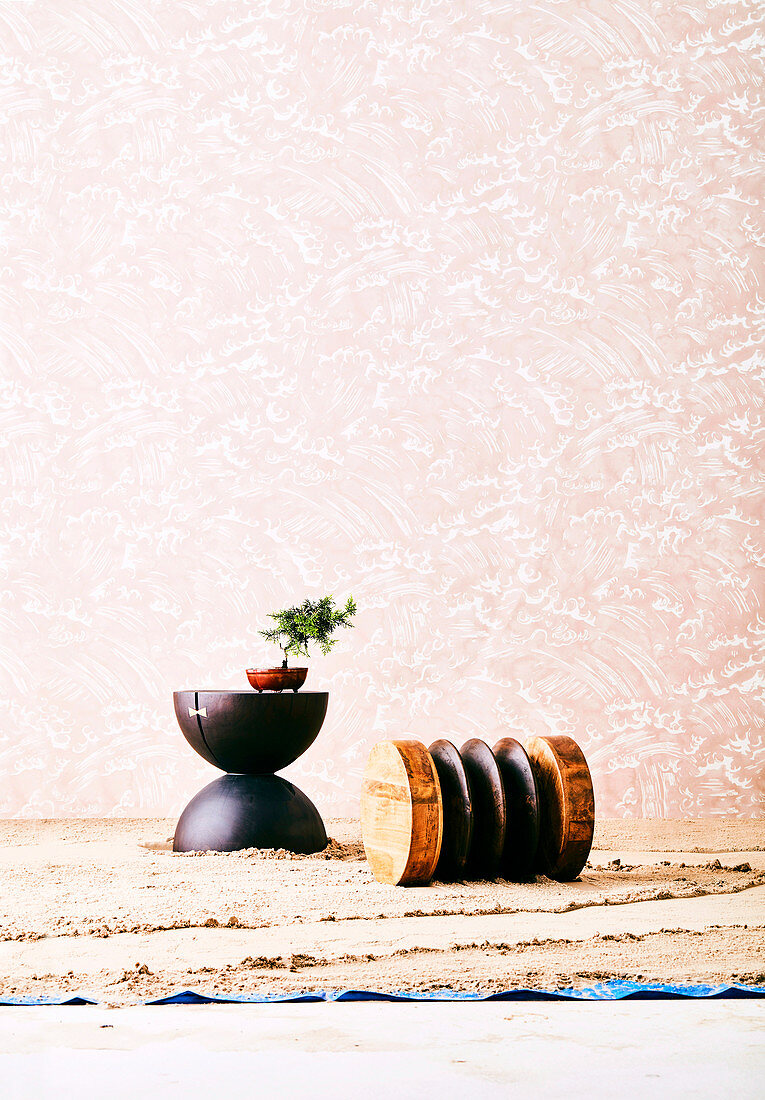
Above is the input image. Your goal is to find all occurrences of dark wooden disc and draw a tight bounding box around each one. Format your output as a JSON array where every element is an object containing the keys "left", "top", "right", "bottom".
[
  {"left": 460, "top": 739, "right": 506, "bottom": 880},
  {"left": 525, "top": 734, "right": 595, "bottom": 882},
  {"left": 493, "top": 737, "right": 539, "bottom": 881},
  {"left": 428, "top": 739, "right": 473, "bottom": 881}
]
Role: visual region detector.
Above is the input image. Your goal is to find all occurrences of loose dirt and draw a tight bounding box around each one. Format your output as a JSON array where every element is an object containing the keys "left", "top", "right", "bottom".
[{"left": 0, "top": 817, "right": 762, "bottom": 1004}]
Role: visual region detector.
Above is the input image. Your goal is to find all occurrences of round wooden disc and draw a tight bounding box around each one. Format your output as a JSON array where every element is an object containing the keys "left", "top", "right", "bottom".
[
  {"left": 360, "top": 740, "right": 443, "bottom": 886},
  {"left": 428, "top": 739, "right": 473, "bottom": 881},
  {"left": 493, "top": 737, "right": 539, "bottom": 882},
  {"left": 524, "top": 734, "right": 594, "bottom": 882},
  {"left": 460, "top": 739, "right": 506, "bottom": 880}
]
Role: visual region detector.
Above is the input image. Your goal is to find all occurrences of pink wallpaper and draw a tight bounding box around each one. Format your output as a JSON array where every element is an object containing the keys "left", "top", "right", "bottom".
[{"left": 1, "top": 1, "right": 763, "bottom": 819}]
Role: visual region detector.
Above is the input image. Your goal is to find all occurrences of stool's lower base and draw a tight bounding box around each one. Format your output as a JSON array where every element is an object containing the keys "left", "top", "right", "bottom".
[{"left": 173, "top": 774, "right": 327, "bottom": 854}]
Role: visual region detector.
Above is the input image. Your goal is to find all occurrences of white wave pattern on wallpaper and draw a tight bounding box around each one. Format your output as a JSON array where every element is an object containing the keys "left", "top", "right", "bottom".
[{"left": 0, "top": 1, "right": 762, "bottom": 818}]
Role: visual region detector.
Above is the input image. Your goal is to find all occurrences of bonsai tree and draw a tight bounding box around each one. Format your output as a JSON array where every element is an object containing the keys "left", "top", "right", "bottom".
[{"left": 260, "top": 595, "right": 356, "bottom": 668}]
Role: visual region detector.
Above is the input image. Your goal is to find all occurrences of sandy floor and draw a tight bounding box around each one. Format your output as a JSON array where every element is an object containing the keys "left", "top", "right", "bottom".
[{"left": 0, "top": 817, "right": 762, "bottom": 1004}]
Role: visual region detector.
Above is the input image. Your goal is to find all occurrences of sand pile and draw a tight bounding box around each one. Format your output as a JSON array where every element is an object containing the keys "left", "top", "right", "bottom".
[{"left": 0, "top": 817, "right": 762, "bottom": 1004}]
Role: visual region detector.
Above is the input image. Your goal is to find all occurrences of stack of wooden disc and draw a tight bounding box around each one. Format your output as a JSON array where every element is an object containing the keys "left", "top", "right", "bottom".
[{"left": 360, "top": 734, "right": 594, "bottom": 886}]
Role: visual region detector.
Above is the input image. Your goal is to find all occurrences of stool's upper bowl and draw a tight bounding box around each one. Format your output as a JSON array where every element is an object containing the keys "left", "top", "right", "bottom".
[{"left": 173, "top": 690, "right": 329, "bottom": 774}]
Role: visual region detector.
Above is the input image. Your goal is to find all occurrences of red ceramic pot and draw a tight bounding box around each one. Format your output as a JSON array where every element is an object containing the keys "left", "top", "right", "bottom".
[{"left": 246, "top": 667, "right": 308, "bottom": 693}]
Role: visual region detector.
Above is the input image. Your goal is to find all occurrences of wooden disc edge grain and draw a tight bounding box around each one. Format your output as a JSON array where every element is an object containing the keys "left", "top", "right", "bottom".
[
  {"left": 525, "top": 734, "right": 595, "bottom": 882},
  {"left": 360, "top": 740, "right": 443, "bottom": 886}
]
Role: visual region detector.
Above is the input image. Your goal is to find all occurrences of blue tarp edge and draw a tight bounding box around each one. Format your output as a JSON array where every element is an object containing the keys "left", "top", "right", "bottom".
[{"left": 1, "top": 981, "right": 763, "bottom": 1006}]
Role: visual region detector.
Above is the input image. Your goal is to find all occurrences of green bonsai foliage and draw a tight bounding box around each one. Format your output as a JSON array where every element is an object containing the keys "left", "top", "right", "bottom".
[{"left": 260, "top": 595, "right": 357, "bottom": 667}]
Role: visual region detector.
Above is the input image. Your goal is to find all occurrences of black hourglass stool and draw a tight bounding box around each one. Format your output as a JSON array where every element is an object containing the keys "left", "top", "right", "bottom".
[{"left": 172, "top": 690, "right": 328, "bottom": 853}]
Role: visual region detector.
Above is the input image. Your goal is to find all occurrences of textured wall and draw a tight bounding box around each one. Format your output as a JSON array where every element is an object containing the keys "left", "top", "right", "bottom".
[{"left": 1, "top": 1, "right": 763, "bottom": 819}]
